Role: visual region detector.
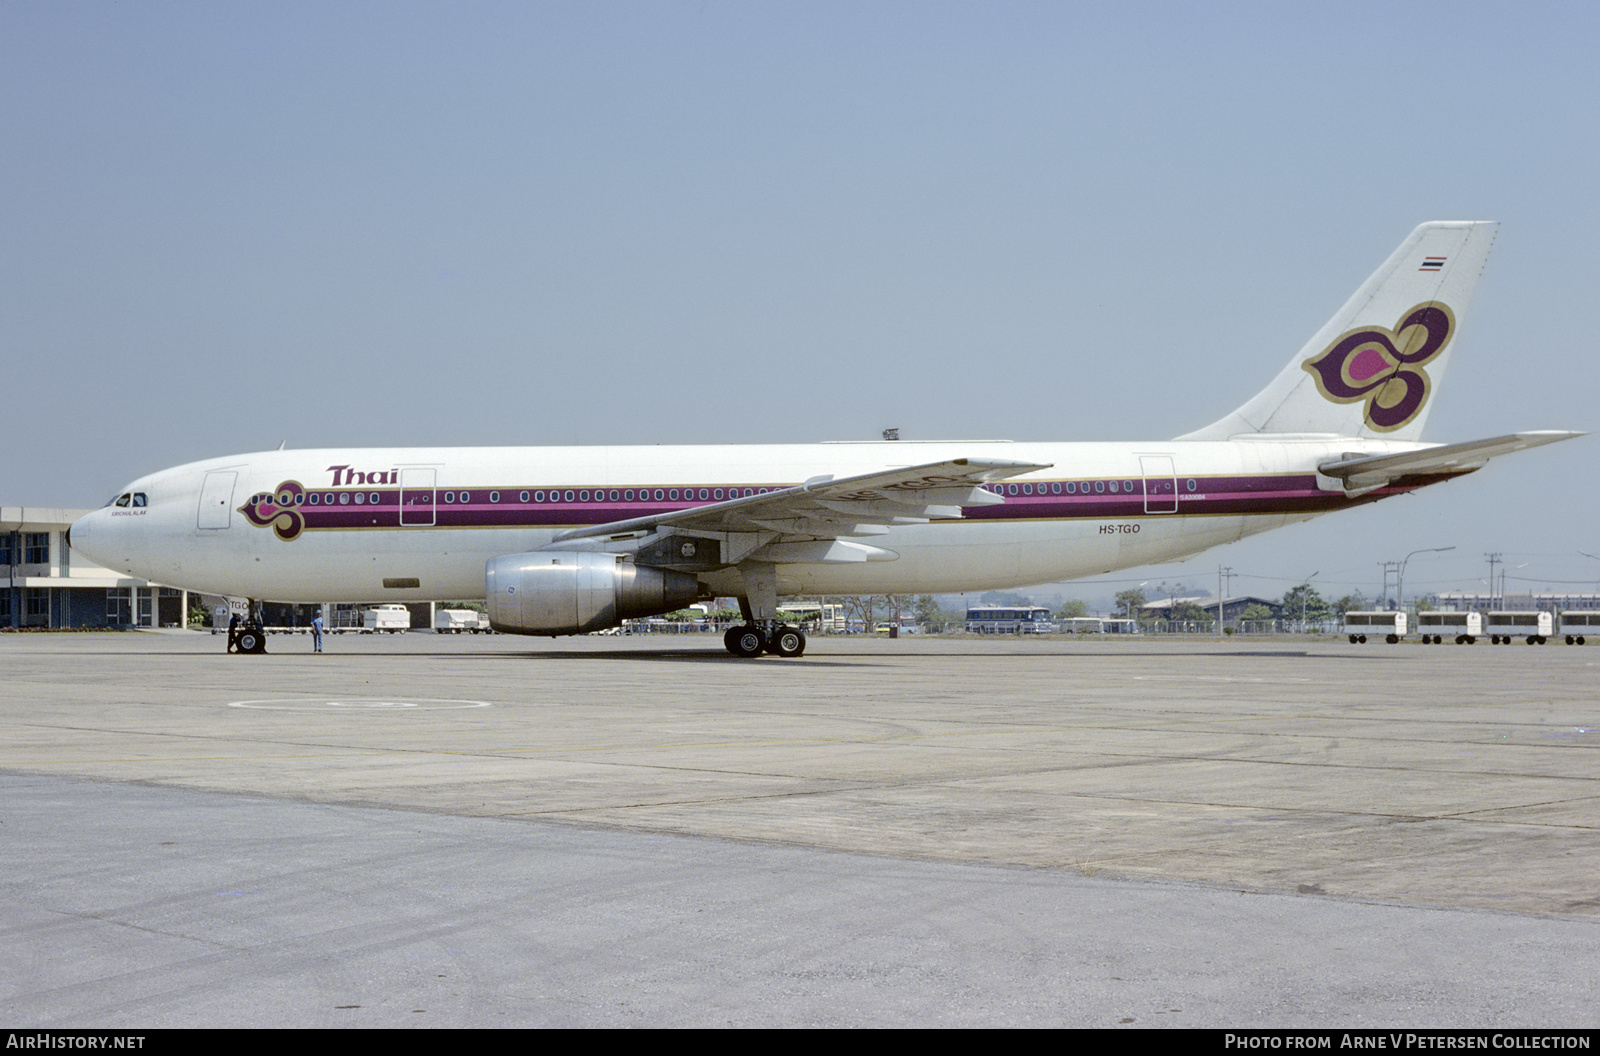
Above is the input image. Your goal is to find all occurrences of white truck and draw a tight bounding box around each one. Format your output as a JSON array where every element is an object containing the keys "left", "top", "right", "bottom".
[
  {"left": 434, "top": 609, "right": 489, "bottom": 634},
  {"left": 362, "top": 604, "right": 411, "bottom": 634}
]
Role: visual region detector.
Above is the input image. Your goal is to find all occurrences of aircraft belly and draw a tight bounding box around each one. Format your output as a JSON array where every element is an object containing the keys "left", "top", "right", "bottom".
[
  {"left": 756, "top": 514, "right": 1270, "bottom": 596},
  {"left": 170, "top": 527, "right": 550, "bottom": 602},
  {"left": 772, "top": 521, "right": 1119, "bottom": 596},
  {"left": 1110, "top": 515, "right": 1252, "bottom": 567}
]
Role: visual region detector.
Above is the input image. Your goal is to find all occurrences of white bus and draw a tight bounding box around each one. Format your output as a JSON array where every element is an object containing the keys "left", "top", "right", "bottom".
[
  {"left": 966, "top": 607, "right": 1055, "bottom": 634},
  {"left": 1486, "top": 611, "right": 1553, "bottom": 645},
  {"left": 1415, "top": 610, "right": 1481, "bottom": 644},
  {"left": 1558, "top": 611, "right": 1597, "bottom": 645},
  {"left": 1344, "top": 611, "right": 1407, "bottom": 644}
]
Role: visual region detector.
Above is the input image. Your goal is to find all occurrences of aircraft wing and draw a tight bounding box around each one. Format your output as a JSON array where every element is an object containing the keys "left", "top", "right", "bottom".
[
  {"left": 1318, "top": 431, "right": 1582, "bottom": 490},
  {"left": 549, "top": 457, "right": 1050, "bottom": 567}
]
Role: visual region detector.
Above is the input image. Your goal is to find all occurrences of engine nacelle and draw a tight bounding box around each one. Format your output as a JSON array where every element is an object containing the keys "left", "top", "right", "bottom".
[{"left": 485, "top": 550, "right": 700, "bottom": 636}]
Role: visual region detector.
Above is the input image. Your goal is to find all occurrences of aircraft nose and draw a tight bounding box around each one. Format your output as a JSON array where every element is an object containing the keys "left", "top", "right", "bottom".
[{"left": 69, "top": 510, "right": 103, "bottom": 563}]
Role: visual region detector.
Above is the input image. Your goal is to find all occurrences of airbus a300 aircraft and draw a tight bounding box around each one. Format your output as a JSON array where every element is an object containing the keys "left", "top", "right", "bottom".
[{"left": 72, "top": 221, "right": 1577, "bottom": 657}]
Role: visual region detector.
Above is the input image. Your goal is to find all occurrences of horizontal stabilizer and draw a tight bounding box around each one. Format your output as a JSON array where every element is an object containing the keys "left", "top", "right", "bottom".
[{"left": 1318, "top": 431, "right": 1582, "bottom": 489}]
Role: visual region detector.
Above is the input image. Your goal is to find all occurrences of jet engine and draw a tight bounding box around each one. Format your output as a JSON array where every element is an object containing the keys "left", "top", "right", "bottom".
[{"left": 485, "top": 550, "right": 700, "bottom": 636}]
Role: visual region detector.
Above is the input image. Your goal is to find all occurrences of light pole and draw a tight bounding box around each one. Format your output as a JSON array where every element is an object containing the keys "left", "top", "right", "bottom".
[
  {"left": 1397, "top": 546, "right": 1455, "bottom": 614},
  {"left": 1298, "top": 571, "right": 1320, "bottom": 633}
]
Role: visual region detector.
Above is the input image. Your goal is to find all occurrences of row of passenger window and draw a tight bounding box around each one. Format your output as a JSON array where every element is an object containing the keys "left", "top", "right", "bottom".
[
  {"left": 987, "top": 479, "right": 1200, "bottom": 496},
  {"left": 248, "top": 491, "right": 384, "bottom": 507},
  {"left": 266, "top": 479, "right": 1207, "bottom": 509},
  {"left": 438, "top": 487, "right": 780, "bottom": 504},
  {"left": 269, "top": 486, "right": 784, "bottom": 508}
]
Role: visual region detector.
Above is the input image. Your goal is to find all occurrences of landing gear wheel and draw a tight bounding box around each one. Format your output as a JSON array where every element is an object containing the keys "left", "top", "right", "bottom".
[
  {"left": 725, "top": 625, "right": 766, "bottom": 658},
  {"left": 767, "top": 626, "right": 806, "bottom": 658}
]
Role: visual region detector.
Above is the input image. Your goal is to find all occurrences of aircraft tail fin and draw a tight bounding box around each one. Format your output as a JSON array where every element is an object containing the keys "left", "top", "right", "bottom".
[{"left": 1177, "top": 221, "right": 1499, "bottom": 441}]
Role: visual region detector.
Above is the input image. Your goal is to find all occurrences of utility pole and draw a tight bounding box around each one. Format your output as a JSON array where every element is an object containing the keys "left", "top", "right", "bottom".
[
  {"left": 1485, "top": 552, "right": 1502, "bottom": 608},
  {"left": 1217, "top": 565, "right": 1232, "bottom": 636}
]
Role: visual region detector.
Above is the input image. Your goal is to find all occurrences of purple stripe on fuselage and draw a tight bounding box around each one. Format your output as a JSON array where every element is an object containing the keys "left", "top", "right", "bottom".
[{"left": 277, "top": 472, "right": 1466, "bottom": 534}]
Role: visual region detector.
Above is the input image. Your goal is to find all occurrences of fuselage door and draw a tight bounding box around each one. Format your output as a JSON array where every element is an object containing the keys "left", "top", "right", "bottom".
[
  {"left": 1140, "top": 455, "right": 1178, "bottom": 514},
  {"left": 198, "top": 471, "right": 237, "bottom": 529},
  {"left": 400, "top": 468, "right": 436, "bottom": 526}
]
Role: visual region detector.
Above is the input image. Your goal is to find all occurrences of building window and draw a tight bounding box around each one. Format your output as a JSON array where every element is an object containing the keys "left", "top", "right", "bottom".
[{"left": 24, "top": 533, "right": 48, "bottom": 564}]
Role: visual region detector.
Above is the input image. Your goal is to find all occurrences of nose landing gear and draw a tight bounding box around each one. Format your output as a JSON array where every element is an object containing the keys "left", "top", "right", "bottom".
[{"left": 226, "top": 600, "right": 269, "bottom": 655}]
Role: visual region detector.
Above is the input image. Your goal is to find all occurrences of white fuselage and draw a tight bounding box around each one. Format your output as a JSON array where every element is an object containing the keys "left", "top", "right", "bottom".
[{"left": 71, "top": 436, "right": 1443, "bottom": 604}]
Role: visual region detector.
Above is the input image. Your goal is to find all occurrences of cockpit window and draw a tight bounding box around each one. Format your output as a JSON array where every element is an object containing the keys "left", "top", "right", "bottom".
[
  {"left": 132, "top": 493, "right": 147, "bottom": 507},
  {"left": 114, "top": 493, "right": 131, "bottom": 508}
]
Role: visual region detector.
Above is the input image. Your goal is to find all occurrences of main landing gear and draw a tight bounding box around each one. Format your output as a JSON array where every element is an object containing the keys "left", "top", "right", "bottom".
[
  {"left": 723, "top": 623, "right": 807, "bottom": 658},
  {"left": 724, "top": 563, "right": 805, "bottom": 658}
]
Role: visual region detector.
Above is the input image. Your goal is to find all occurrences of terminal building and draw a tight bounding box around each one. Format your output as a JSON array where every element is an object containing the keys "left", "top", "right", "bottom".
[
  {"left": 1, "top": 506, "right": 466, "bottom": 633},
  {"left": 1433, "top": 591, "right": 1600, "bottom": 612},
  {"left": 1, "top": 507, "right": 193, "bottom": 630},
  {"left": 1138, "top": 595, "right": 1286, "bottom": 623}
]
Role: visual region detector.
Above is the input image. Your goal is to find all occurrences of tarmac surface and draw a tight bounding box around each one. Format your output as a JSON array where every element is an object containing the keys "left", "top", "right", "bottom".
[{"left": 2, "top": 629, "right": 1598, "bottom": 1027}]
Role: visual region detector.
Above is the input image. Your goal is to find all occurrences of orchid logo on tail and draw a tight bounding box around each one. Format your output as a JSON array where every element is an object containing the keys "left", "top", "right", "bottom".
[
  {"left": 1302, "top": 301, "right": 1456, "bottom": 432},
  {"left": 240, "top": 481, "right": 307, "bottom": 541}
]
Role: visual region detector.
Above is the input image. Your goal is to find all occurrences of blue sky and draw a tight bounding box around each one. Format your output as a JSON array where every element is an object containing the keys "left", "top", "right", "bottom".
[{"left": 5, "top": 1, "right": 1597, "bottom": 606}]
